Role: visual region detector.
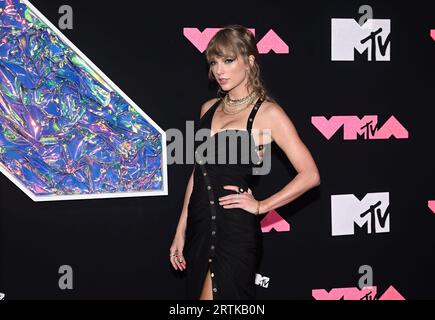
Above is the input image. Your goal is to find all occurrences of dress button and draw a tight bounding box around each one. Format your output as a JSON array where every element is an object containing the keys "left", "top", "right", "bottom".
[
  {"left": 203, "top": 172, "right": 207, "bottom": 176},
  {"left": 239, "top": 187, "right": 244, "bottom": 193},
  {"left": 211, "top": 216, "right": 216, "bottom": 220},
  {"left": 209, "top": 258, "right": 212, "bottom": 263},
  {"left": 211, "top": 273, "right": 215, "bottom": 278},
  {"left": 211, "top": 245, "right": 215, "bottom": 250},
  {"left": 213, "top": 288, "right": 217, "bottom": 293},
  {"left": 211, "top": 230, "right": 216, "bottom": 236},
  {"left": 249, "top": 118, "right": 253, "bottom": 122},
  {"left": 207, "top": 186, "right": 212, "bottom": 190},
  {"left": 210, "top": 200, "right": 215, "bottom": 205}
]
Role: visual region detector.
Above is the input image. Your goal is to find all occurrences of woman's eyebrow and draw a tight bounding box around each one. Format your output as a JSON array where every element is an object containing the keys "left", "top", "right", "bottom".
[
  {"left": 224, "top": 53, "right": 237, "bottom": 58},
  {"left": 209, "top": 54, "right": 236, "bottom": 62}
]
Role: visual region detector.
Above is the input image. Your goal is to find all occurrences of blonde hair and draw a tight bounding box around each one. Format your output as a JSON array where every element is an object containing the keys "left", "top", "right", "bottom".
[{"left": 205, "top": 25, "right": 275, "bottom": 103}]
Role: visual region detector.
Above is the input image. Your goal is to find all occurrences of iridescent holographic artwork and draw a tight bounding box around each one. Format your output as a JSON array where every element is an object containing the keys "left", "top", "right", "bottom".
[{"left": 0, "top": 0, "right": 167, "bottom": 201}]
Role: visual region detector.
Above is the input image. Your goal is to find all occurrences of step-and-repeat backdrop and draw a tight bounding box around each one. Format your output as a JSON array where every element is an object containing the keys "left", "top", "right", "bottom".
[{"left": 0, "top": 0, "right": 433, "bottom": 299}]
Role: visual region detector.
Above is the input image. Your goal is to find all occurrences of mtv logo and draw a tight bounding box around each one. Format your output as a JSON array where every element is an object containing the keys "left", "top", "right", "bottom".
[
  {"left": 331, "top": 192, "right": 390, "bottom": 236},
  {"left": 312, "top": 286, "right": 405, "bottom": 300},
  {"left": 311, "top": 115, "right": 408, "bottom": 140},
  {"left": 255, "top": 273, "right": 270, "bottom": 288},
  {"left": 312, "top": 285, "right": 404, "bottom": 300},
  {"left": 332, "top": 19, "right": 391, "bottom": 61},
  {"left": 312, "top": 286, "right": 377, "bottom": 300}
]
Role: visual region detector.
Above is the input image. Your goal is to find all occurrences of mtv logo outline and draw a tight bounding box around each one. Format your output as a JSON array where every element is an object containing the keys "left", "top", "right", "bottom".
[
  {"left": 255, "top": 273, "right": 270, "bottom": 288},
  {"left": 332, "top": 19, "right": 391, "bottom": 61},
  {"left": 331, "top": 192, "right": 390, "bottom": 236}
]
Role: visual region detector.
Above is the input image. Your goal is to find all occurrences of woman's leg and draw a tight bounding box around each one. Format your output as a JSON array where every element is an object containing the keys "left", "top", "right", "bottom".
[{"left": 199, "top": 268, "right": 213, "bottom": 300}]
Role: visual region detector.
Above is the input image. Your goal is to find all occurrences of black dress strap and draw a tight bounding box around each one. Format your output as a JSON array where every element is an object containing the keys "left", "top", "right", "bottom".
[
  {"left": 246, "top": 97, "right": 265, "bottom": 151},
  {"left": 198, "top": 98, "right": 222, "bottom": 126},
  {"left": 246, "top": 97, "right": 264, "bottom": 132},
  {"left": 210, "top": 98, "right": 223, "bottom": 111}
]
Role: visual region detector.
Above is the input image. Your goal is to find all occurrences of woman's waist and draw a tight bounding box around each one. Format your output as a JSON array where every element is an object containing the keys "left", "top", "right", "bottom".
[{"left": 192, "top": 173, "right": 250, "bottom": 198}]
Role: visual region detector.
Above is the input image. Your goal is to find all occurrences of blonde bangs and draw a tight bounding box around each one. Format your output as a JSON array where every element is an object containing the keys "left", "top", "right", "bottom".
[{"left": 205, "top": 34, "right": 240, "bottom": 63}]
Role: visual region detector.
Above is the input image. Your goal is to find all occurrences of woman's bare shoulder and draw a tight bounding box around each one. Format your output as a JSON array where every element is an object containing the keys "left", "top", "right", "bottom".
[
  {"left": 255, "top": 100, "right": 293, "bottom": 142},
  {"left": 258, "top": 100, "right": 288, "bottom": 124},
  {"left": 200, "top": 97, "right": 220, "bottom": 119}
]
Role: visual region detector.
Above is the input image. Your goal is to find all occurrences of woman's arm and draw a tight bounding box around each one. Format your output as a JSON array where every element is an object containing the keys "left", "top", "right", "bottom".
[
  {"left": 218, "top": 100, "right": 321, "bottom": 216},
  {"left": 173, "top": 166, "right": 195, "bottom": 237},
  {"left": 170, "top": 166, "right": 194, "bottom": 271},
  {"left": 258, "top": 102, "right": 321, "bottom": 214},
  {"left": 173, "top": 98, "right": 219, "bottom": 235},
  {"left": 169, "top": 98, "right": 220, "bottom": 270}
]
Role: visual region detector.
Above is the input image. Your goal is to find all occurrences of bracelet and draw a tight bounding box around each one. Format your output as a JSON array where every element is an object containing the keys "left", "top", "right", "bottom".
[{"left": 255, "top": 200, "right": 261, "bottom": 215}]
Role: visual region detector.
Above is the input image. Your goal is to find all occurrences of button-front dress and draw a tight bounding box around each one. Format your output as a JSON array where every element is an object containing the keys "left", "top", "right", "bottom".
[{"left": 184, "top": 97, "right": 270, "bottom": 299}]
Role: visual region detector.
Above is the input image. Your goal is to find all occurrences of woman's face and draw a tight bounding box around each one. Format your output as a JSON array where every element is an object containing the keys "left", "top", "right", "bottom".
[{"left": 209, "top": 53, "right": 253, "bottom": 93}]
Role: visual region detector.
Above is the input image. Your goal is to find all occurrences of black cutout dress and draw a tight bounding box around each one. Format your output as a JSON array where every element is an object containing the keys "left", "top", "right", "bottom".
[{"left": 184, "top": 97, "right": 270, "bottom": 299}]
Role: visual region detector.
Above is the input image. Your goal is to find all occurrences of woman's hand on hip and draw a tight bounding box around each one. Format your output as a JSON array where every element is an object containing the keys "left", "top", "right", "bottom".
[{"left": 219, "top": 185, "right": 260, "bottom": 215}]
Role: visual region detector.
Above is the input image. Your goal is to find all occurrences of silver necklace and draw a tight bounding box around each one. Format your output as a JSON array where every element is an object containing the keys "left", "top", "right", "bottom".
[
  {"left": 224, "top": 91, "right": 256, "bottom": 107},
  {"left": 222, "top": 93, "right": 258, "bottom": 115}
]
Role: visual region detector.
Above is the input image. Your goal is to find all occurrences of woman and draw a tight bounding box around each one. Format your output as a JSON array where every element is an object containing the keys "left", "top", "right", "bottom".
[{"left": 170, "top": 25, "right": 321, "bottom": 300}]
